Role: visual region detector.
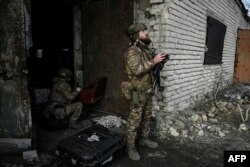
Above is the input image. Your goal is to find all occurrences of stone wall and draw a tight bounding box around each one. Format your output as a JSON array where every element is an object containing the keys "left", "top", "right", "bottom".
[{"left": 135, "top": 0, "right": 250, "bottom": 138}]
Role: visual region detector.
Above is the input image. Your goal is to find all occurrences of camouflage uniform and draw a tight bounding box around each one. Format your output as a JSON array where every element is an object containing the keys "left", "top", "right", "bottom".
[
  {"left": 46, "top": 69, "right": 82, "bottom": 123},
  {"left": 124, "top": 40, "right": 155, "bottom": 148}
]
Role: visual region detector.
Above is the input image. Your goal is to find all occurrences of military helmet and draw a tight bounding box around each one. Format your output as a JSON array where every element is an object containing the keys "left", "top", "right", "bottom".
[
  {"left": 58, "top": 68, "right": 72, "bottom": 79},
  {"left": 126, "top": 23, "right": 147, "bottom": 42}
]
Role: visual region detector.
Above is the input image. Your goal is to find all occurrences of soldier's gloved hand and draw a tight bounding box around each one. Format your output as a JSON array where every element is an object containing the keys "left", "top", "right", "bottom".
[
  {"left": 75, "top": 87, "right": 81, "bottom": 92},
  {"left": 153, "top": 52, "right": 165, "bottom": 64}
]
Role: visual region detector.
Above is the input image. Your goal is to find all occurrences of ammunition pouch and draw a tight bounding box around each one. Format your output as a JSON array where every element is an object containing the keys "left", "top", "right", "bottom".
[
  {"left": 131, "top": 79, "right": 151, "bottom": 92},
  {"left": 132, "top": 90, "right": 139, "bottom": 106},
  {"left": 130, "top": 80, "right": 153, "bottom": 102},
  {"left": 121, "top": 82, "right": 132, "bottom": 100},
  {"left": 121, "top": 81, "right": 141, "bottom": 107}
]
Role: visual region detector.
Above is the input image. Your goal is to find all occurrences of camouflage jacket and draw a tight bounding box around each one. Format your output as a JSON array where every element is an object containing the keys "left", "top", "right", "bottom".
[
  {"left": 124, "top": 43, "right": 155, "bottom": 94},
  {"left": 49, "top": 77, "right": 78, "bottom": 104}
]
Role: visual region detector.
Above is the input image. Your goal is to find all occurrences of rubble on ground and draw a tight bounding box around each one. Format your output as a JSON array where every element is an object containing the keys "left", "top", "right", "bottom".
[
  {"left": 158, "top": 84, "right": 250, "bottom": 139},
  {"left": 92, "top": 115, "right": 127, "bottom": 128}
]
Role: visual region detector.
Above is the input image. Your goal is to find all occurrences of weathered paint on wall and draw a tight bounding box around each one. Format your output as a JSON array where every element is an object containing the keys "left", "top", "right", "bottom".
[
  {"left": 82, "top": 0, "right": 133, "bottom": 116},
  {"left": 73, "top": 1, "right": 84, "bottom": 87},
  {"left": 0, "top": 79, "right": 31, "bottom": 137},
  {"left": 234, "top": 29, "right": 250, "bottom": 84},
  {"left": 0, "top": 0, "right": 32, "bottom": 140}
]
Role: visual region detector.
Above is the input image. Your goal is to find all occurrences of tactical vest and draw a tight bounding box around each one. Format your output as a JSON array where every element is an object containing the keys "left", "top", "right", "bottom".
[
  {"left": 49, "top": 81, "right": 69, "bottom": 104},
  {"left": 124, "top": 44, "right": 154, "bottom": 102},
  {"left": 125, "top": 45, "right": 154, "bottom": 91}
]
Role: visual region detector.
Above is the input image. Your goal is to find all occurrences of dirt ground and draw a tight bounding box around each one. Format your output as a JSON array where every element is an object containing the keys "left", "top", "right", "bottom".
[
  {"left": 110, "top": 111, "right": 250, "bottom": 167},
  {"left": 1, "top": 116, "right": 249, "bottom": 167},
  {"left": 1, "top": 85, "right": 250, "bottom": 167}
]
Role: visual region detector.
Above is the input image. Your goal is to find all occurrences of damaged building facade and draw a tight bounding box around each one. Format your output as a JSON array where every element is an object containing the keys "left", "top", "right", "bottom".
[
  {"left": 0, "top": 0, "right": 250, "bottom": 153},
  {"left": 134, "top": 0, "right": 250, "bottom": 137}
]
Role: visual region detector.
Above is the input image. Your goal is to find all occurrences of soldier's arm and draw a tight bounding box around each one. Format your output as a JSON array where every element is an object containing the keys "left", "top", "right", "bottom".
[
  {"left": 58, "top": 83, "right": 79, "bottom": 101},
  {"left": 126, "top": 48, "right": 154, "bottom": 77}
]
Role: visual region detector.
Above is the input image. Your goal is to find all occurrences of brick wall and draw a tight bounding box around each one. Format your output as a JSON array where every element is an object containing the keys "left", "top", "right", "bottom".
[{"left": 135, "top": 0, "right": 250, "bottom": 137}]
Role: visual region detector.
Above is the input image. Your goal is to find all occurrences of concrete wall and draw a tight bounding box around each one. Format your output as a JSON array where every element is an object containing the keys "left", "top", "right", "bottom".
[
  {"left": 135, "top": 0, "right": 250, "bottom": 137},
  {"left": 0, "top": 0, "right": 32, "bottom": 151}
]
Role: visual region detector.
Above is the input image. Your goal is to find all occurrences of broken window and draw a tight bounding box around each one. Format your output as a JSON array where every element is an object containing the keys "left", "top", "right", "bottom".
[{"left": 204, "top": 16, "right": 227, "bottom": 65}]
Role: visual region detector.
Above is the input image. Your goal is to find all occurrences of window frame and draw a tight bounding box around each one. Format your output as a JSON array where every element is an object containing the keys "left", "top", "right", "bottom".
[{"left": 203, "top": 16, "right": 227, "bottom": 65}]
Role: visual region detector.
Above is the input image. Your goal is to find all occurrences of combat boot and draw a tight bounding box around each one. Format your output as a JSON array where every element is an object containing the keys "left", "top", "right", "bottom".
[
  {"left": 68, "top": 121, "right": 81, "bottom": 129},
  {"left": 139, "top": 138, "right": 158, "bottom": 148},
  {"left": 127, "top": 147, "right": 140, "bottom": 161}
]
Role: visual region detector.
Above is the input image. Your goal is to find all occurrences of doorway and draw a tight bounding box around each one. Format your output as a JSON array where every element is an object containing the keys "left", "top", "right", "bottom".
[
  {"left": 28, "top": 0, "right": 134, "bottom": 119},
  {"left": 29, "top": 0, "right": 74, "bottom": 88},
  {"left": 234, "top": 29, "right": 250, "bottom": 84},
  {"left": 82, "top": 0, "right": 133, "bottom": 115}
]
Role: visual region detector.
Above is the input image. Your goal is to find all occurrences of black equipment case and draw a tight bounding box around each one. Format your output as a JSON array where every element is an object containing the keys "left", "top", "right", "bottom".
[{"left": 55, "top": 125, "right": 126, "bottom": 166}]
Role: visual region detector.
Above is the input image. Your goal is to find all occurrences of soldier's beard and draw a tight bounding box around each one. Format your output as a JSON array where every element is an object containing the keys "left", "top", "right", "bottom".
[{"left": 140, "top": 37, "right": 151, "bottom": 45}]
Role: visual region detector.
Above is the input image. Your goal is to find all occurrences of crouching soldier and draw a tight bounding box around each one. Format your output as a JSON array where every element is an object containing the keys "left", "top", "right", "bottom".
[{"left": 45, "top": 68, "right": 83, "bottom": 129}]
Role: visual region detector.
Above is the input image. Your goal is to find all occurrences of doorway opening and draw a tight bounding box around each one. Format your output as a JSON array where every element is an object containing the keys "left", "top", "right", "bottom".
[
  {"left": 26, "top": 1, "right": 134, "bottom": 160},
  {"left": 82, "top": 0, "right": 133, "bottom": 115},
  {"left": 28, "top": 0, "right": 74, "bottom": 125},
  {"left": 29, "top": 0, "right": 74, "bottom": 89}
]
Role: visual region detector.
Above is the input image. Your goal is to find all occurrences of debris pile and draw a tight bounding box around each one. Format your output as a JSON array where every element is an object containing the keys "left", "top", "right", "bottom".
[
  {"left": 87, "top": 133, "right": 100, "bottom": 142},
  {"left": 158, "top": 84, "right": 250, "bottom": 139},
  {"left": 92, "top": 115, "right": 127, "bottom": 128},
  {"left": 23, "top": 150, "right": 41, "bottom": 167}
]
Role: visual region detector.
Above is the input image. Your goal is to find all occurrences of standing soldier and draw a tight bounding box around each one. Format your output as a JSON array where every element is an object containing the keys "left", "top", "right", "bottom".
[
  {"left": 123, "top": 23, "right": 166, "bottom": 161},
  {"left": 45, "top": 68, "right": 83, "bottom": 129}
]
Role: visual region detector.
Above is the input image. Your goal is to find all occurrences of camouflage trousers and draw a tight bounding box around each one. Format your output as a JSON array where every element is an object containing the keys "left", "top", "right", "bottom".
[
  {"left": 65, "top": 102, "right": 83, "bottom": 122},
  {"left": 45, "top": 102, "right": 83, "bottom": 122},
  {"left": 125, "top": 95, "right": 153, "bottom": 148}
]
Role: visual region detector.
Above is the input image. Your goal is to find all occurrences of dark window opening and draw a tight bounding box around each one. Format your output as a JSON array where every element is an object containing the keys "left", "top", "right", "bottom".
[{"left": 204, "top": 16, "right": 227, "bottom": 65}]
